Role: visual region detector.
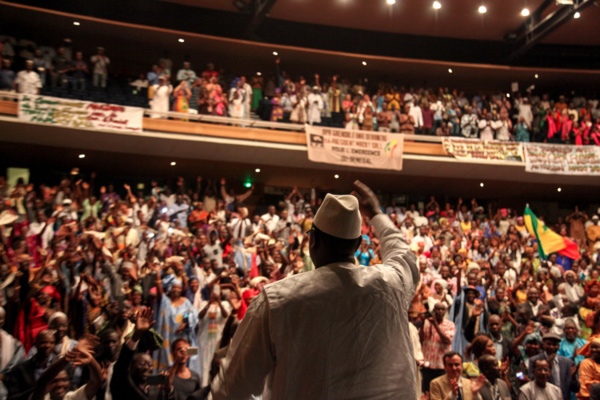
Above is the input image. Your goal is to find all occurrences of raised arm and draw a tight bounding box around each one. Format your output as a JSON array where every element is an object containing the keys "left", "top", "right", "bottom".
[{"left": 352, "top": 181, "right": 419, "bottom": 294}]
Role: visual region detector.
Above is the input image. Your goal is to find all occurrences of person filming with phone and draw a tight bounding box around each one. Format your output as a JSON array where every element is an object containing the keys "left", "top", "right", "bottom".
[{"left": 211, "top": 181, "right": 419, "bottom": 399}]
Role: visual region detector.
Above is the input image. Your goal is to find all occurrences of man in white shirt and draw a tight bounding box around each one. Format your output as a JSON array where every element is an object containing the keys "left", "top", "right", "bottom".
[
  {"left": 15, "top": 60, "right": 41, "bottom": 94},
  {"left": 204, "top": 231, "right": 223, "bottom": 269},
  {"left": 261, "top": 205, "right": 280, "bottom": 234},
  {"left": 519, "top": 359, "right": 563, "bottom": 400},
  {"left": 212, "top": 181, "right": 419, "bottom": 400},
  {"left": 176, "top": 61, "right": 197, "bottom": 87}
]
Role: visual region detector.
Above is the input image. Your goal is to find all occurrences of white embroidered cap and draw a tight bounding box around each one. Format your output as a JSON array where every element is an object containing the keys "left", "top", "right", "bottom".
[{"left": 313, "top": 194, "right": 361, "bottom": 240}]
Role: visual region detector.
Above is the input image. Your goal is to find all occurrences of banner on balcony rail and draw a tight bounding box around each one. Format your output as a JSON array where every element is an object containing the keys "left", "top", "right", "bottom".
[
  {"left": 442, "top": 137, "right": 524, "bottom": 162},
  {"left": 18, "top": 94, "right": 143, "bottom": 132},
  {"left": 305, "top": 125, "right": 403, "bottom": 171},
  {"left": 524, "top": 143, "right": 600, "bottom": 175}
]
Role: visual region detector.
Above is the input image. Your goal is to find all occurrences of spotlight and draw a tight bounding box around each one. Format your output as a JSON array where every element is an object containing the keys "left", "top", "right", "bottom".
[
  {"left": 478, "top": 5, "right": 487, "bottom": 14},
  {"left": 433, "top": 1, "right": 442, "bottom": 9},
  {"left": 521, "top": 8, "right": 530, "bottom": 16},
  {"left": 574, "top": 11, "right": 581, "bottom": 18}
]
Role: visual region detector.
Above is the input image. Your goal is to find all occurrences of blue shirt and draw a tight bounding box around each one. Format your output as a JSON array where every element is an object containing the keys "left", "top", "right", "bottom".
[{"left": 558, "top": 337, "right": 587, "bottom": 365}]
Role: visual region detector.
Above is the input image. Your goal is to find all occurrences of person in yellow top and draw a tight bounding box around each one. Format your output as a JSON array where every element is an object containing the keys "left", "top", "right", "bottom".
[{"left": 577, "top": 338, "right": 600, "bottom": 399}]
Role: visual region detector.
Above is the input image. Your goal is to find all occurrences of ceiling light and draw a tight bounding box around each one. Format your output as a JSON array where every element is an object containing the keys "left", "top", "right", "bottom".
[
  {"left": 535, "top": 74, "right": 539, "bottom": 79},
  {"left": 273, "top": 51, "right": 278, "bottom": 56},
  {"left": 170, "top": 161, "right": 176, "bottom": 166},
  {"left": 178, "top": 38, "right": 185, "bottom": 43},
  {"left": 521, "top": 8, "right": 530, "bottom": 16},
  {"left": 334, "top": 174, "right": 339, "bottom": 179},
  {"left": 362, "top": 61, "right": 367, "bottom": 66},
  {"left": 556, "top": 0, "right": 574, "bottom": 4},
  {"left": 478, "top": 5, "right": 487, "bottom": 14},
  {"left": 73, "top": 21, "right": 80, "bottom": 26},
  {"left": 256, "top": 72, "right": 262, "bottom": 76},
  {"left": 78, "top": 154, "right": 85, "bottom": 158},
  {"left": 255, "top": 168, "right": 261, "bottom": 173},
  {"left": 557, "top": 187, "right": 562, "bottom": 192},
  {"left": 506, "top": 93, "right": 511, "bottom": 98},
  {"left": 448, "top": 68, "right": 453, "bottom": 73},
  {"left": 480, "top": 182, "right": 484, "bottom": 187},
  {"left": 574, "top": 11, "right": 581, "bottom": 18},
  {"left": 387, "top": 0, "right": 396, "bottom": 4},
  {"left": 433, "top": 1, "right": 442, "bottom": 9}
]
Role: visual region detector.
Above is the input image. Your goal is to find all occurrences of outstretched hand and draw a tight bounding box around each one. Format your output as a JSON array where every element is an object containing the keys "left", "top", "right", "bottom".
[
  {"left": 471, "top": 374, "right": 486, "bottom": 394},
  {"left": 351, "top": 180, "right": 382, "bottom": 220},
  {"left": 134, "top": 307, "right": 155, "bottom": 338}
]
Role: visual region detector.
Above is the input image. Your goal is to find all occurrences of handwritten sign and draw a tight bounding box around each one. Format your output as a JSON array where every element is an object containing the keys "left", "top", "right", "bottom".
[
  {"left": 442, "top": 137, "right": 523, "bottom": 162},
  {"left": 305, "top": 125, "right": 403, "bottom": 171},
  {"left": 18, "top": 94, "right": 143, "bottom": 132},
  {"left": 524, "top": 143, "right": 600, "bottom": 175}
]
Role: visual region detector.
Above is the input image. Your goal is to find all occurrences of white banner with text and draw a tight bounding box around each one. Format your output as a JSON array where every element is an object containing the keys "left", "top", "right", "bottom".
[
  {"left": 18, "top": 94, "right": 143, "bottom": 132},
  {"left": 305, "top": 125, "right": 404, "bottom": 171}
]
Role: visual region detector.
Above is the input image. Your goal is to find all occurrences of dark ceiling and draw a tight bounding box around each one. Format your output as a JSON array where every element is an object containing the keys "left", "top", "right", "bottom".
[{"left": 3, "top": 0, "right": 600, "bottom": 70}]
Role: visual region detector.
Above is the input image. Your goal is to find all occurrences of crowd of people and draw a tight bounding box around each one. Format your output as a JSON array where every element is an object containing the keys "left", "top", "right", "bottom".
[
  {"left": 0, "top": 171, "right": 599, "bottom": 399},
  {"left": 2, "top": 35, "right": 600, "bottom": 145}
]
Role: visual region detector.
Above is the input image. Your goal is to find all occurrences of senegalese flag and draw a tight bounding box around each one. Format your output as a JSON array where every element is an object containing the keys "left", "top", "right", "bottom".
[{"left": 524, "top": 206, "right": 580, "bottom": 260}]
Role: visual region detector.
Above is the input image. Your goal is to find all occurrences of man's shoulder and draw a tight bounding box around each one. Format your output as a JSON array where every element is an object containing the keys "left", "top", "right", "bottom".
[{"left": 430, "top": 374, "right": 449, "bottom": 387}]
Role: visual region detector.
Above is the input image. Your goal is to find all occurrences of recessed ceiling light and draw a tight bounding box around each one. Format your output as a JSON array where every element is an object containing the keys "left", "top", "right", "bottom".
[
  {"left": 433, "top": 1, "right": 442, "bottom": 9},
  {"left": 256, "top": 72, "right": 262, "bottom": 76},
  {"left": 171, "top": 161, "right": 176, "bottom": 166},
  {"left": 334, "top": 174, "right": 339, "bottom": 179},
  {"left": 574, "top": 11, "right": 581, "bottom": 18},
  {"left": 448, "top": 68, "right": 453, "bottom": 73},
  {"left": 478, "top": 5, "right": 487, "bottom": 14},
  {"left": 557, "top": 187, "right": 562, "bottom": 192},
  {"left": 535, "top": 74, "right": 539, "bottom": 79},
  {"left": 506, "top": 93, "right": 511, "bottom": 98},
  {"left": 521, "top": 8, "right": 530, "bottom": 16},
  {"left": 255, "top": 168, "right": 261, "bottom": 173},
  {"left": 178, "top": 38, "right": 185, "bottom": 43},
  {"left": 273, "top": 51, "right": 278, "bottom": 56},
  {"left": 362, "top": 61, "right": 367, "bottom": 66},
  {"left": 73, "top": 21, "right": 80, "bottom": 26},
  {"left": 387, "top": 0, "right": 396, "bottom": 4},
  {"left": 480, "top": 182, "right": 484, "bottom": 187},
  {"left": 78, "top": 154, "right": 85, "bottom": 158}
]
